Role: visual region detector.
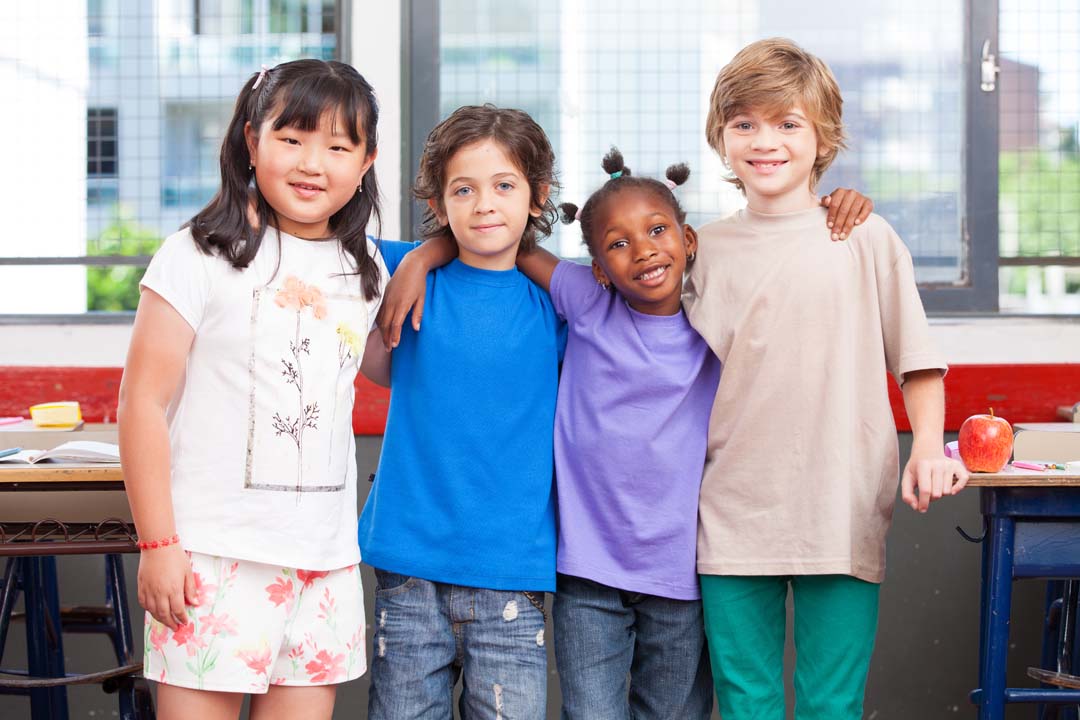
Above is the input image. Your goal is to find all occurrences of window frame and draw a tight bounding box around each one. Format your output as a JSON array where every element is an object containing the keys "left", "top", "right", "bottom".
[
  {"left": 403, "top": 0, "right": 1005, "bottom": 313},
  {"left": 0, "top": 1, "right": 346, "bottom": 323}
]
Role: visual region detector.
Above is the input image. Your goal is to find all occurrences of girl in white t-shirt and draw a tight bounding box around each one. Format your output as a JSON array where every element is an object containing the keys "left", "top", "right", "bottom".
[{"left": 118, "top": 59, "right": 389, "bottom": 719}]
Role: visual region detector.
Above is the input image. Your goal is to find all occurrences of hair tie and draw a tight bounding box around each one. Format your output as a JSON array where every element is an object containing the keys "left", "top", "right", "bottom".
[
  {"left": 609, "top": 170, "right": 623, "bottom": 180},
  {"left": 663, "top": 178, "right": 678, "bottom": 191},
  {"left": 253, "top": 64, "right": 270, "bottom": 89},
  {"left": 575, "top": 207, "right": 583, "bottom": 221}
]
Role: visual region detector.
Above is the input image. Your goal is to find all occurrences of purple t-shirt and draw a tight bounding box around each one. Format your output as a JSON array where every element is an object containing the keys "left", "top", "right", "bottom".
[{"left": 551, "top": 261, "right": 721, "bottom": 600}]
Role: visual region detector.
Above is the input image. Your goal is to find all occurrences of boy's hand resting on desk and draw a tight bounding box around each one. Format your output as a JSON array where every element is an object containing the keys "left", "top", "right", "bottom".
[
  {"left": 901, "top": 449, "right": 970, "bottom": 513},
  {"left": 138, "top": 544, "right": 199, "bottom": 630},
  {"left": 820, "top": 188, "right": 873, "bottom": 241},
  {"left": 376, "top": 253, "right": 431, "bottom": 350}
]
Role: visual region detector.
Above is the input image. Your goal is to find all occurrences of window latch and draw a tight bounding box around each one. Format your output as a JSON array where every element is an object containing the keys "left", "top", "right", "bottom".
[{"left": 981, "top": 39, "right": 1000, "bottom": 92}]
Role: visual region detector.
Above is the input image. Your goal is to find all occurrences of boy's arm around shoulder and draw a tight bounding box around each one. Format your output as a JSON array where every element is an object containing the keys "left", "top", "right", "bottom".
[
  {"left": 516, "top": 245, "right": 560, "bottom": 292},
  {"left": 376, "top": 234, "right": 457, "bottom": 349}
]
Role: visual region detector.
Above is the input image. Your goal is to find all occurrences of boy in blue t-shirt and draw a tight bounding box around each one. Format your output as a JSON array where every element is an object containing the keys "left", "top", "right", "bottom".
[{"left": 358, "top": 105, "right": 564, "bottom": 720}]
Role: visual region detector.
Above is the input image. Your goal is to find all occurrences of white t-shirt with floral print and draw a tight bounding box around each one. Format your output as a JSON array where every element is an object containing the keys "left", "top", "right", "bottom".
[{"left": 140, "top": 227, "right": 387, "bottom": 570}]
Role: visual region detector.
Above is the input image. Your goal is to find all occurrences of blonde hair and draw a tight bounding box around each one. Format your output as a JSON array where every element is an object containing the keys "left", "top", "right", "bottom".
[{"left": 705, "top": 38, "right": 846, "bottom": 191}]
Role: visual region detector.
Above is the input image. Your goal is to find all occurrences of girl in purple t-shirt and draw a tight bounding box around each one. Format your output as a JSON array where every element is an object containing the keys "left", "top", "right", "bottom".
[{"left": 514, "top": 148, "right": 720, "bottom": 718}]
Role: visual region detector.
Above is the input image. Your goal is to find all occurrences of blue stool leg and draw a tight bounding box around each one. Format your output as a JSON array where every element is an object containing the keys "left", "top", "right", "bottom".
[
  {"left": 1058, "top": 582, "right": 1079, "bottom": 720},
  {"left": 980, "top": 516, "right": 1016, "bottom": 720},
  {"left": 105, "top": 554, "right": 135, "bottom": 662},
  {"left": 0, "top": 558, "right": 18, "bottom": 661},
  {"left": 24, "top": 557, "right": 70, "bottom": 720},
  {"left": 106, "top": 554, "right": 149, "bottom": 719},
  {"left": 1040, "top": 581, "right": 1066, "bottom": 720}
]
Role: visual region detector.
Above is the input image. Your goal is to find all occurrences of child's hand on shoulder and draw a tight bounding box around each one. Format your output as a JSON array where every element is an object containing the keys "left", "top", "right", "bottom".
[
  {"left": 377, "top": 255, "right": 430, "bottom": 349},
  {"left": 901, "top": 448, "right": 970, "bottom": 513},
  {"left": 820, "top": 188, "right": 873, "bottom": 241}
]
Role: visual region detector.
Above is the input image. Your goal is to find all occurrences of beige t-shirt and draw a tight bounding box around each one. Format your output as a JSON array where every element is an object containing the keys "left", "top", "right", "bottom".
[{"left": 683, "top": 207, "right": 946, "bottom": 583}]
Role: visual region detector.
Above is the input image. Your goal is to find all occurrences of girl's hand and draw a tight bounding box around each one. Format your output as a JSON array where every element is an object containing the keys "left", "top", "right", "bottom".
[
  {"left": 820, "top": 189, "right": 874, "bottom": 241},
  {"left": 137, "top": 544, "right": 198, "bottom": 630},
  {"left": 376, "top": 255, "right": 430, "bottom": 350},
  {"left": 901, "top": 451, "right": 970, "bottom": 513}
]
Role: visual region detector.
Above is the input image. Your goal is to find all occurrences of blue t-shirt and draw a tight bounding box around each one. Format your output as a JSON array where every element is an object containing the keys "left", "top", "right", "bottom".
[{"left": 357, "top": 240, "right": 564, "bottom": 591}]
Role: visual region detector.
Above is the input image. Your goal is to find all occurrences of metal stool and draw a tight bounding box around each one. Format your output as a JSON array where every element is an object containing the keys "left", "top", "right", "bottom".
[{"left": 0, "top": 554, "right": 154, "bottom": 719}]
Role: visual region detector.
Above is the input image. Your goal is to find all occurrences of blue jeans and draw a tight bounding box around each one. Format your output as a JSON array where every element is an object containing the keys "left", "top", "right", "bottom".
[
  {"left": 552, "top": 574, "right": 713, "bottom": 720},
  {"left": 368, "top": 568, "right": 548, "bottom": 720}
]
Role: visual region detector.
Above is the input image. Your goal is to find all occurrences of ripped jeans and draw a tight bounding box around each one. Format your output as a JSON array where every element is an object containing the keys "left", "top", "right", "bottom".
[{"left": 368, "top": 568, "right": 548, "bottom": 720}]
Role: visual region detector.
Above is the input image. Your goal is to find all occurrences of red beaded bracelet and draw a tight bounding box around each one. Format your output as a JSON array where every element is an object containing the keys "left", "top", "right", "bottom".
[{"left": 137, "top": 533, "right": 180, "bottom": 551}]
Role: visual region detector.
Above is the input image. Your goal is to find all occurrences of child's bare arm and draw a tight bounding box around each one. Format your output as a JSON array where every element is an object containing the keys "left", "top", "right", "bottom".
[
  {"left": 118, "top": 289, "right": 198, "bottom": 630},
  {"left": 899, "top": 369, "right": 970, "bottom": 512},
  {"left": 516, "top": 246, "right": 560, "bottom": 293},
  {"left": 376, "top": 235, "right": 458, "bottom": 349},
  {"left": 359, "top": 329, "right": 391, "bottom": 387},
  {"left": 820, "top": 188, "right": 873, "bottom": 240}
]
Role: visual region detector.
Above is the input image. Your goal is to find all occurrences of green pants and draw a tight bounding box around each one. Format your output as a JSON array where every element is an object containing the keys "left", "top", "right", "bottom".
[{"left": 699, "top": 574, "right": 880, "bottom": 720}]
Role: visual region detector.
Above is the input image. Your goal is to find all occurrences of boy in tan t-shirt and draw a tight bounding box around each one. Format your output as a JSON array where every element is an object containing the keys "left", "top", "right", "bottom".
[{"left": 683, "top": 38, "right": 969, "bottom": 720}]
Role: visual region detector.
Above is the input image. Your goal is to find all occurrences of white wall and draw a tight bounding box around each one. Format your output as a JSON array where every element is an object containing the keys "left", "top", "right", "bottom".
[
  {"left": 352, "top": 0, "right": 403, "bottom": 243},
  {"left": 0, "top": 2, "right": 88, "bottom": 313}
]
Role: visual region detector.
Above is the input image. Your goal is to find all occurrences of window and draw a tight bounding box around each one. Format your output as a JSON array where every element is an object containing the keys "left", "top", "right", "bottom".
[
  {"left": 408, "top": 0, "right": 1079, "bottom": 313},
  {"left": 87, "top": 108, "right": 118, "bottom": 178},
  {"left": 998, "top": 0, "right": 1080, "bottom": 313},
  {"left": 1, "top": 1, "right": 340, "bottom": 316}
]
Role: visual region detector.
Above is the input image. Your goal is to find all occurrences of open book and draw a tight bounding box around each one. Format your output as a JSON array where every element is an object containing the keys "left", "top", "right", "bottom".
[{"left": 0, "top": 441, "right": 120, "bottom": 465}]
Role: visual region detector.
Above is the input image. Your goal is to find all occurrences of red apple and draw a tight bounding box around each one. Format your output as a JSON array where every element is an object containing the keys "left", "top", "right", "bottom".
[{"left": 958, "top": 408, "right": 1013, "bottom": 472}]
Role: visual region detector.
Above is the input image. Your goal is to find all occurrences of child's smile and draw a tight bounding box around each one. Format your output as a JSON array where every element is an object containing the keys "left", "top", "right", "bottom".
[
  {"left": 591, "top": 188, "right": 697, "bottom": 316},
  {"left": 245, "top": 111, "right": 375, "bottom": 240},
  {"left": 723, "top": 105, "right": 821, "bottom": 213}
]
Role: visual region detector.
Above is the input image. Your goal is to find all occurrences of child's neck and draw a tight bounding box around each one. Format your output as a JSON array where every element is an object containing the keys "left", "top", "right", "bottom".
[
  {"left": 456, "top": 246, "right": 519, "bottom": 271},
  {"left": 745, "top": 186, "right": 819, "bottom": 215}
]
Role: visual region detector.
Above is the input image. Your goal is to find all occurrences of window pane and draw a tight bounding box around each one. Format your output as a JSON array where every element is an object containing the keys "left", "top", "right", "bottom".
[
  {"left": 3, "top": 1, "right": 337, "bottom": 314},
  {"left": 999, "top": 0, "right": 1080, "bottom": 313},
  {"left": 438, "top": 0, "right": 965, "bottom": 284}
]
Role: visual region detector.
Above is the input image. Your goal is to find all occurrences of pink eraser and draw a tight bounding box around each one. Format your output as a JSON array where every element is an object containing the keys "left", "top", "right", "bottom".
[{"left": 945, "top": 441, "right": 960, "bottom": 460}]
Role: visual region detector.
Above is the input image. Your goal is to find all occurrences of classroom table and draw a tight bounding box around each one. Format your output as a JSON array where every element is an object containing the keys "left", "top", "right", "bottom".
[
  {"left": 0, "top": 463, "right": 152, "bottom": 720},
  {"left": 968, "top": 469, "right": 1080, "bottom": 719}
]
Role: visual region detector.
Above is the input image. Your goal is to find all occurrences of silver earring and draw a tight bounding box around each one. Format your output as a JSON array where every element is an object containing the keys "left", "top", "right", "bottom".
[
  {"left": 357, "top": 185, "right": 363, "bottom": 194},
  {"left": 687, "top": 251, "right": 696, "bottom": 262}
]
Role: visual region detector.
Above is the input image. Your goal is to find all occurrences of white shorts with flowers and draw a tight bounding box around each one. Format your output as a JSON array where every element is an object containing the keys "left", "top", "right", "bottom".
[{"left": 142, "top": 551, "right": 366, "bottom": 693}]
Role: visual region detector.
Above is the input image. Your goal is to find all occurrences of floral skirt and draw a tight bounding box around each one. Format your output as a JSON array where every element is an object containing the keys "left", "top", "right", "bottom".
[{"left": 143, "top": 551, "right": 366, "bottom": 693}]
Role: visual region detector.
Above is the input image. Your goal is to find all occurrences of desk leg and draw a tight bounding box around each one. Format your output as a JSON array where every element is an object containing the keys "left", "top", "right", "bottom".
[
  {"left": 24, "top": 557, "right": 70, "bottom": 720},
  {"left": 0, "top": 559, "right": 17, "bottom": 659},
  {"left": 980, "top": 516, "right": 1016, "bottom": 720}
]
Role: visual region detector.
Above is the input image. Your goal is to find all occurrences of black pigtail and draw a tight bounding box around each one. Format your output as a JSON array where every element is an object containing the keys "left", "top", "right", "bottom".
[
  {"left": 559, "top": 203, "right": 580, "bottom": 225},
  {"left": 601, "top": 147, "right": 629, "bottom": 179},
  {"left": 665, "top": 163, "right": 690, "bottom": 188}
]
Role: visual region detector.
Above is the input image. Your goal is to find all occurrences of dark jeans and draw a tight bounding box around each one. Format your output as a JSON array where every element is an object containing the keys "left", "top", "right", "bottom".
[{"left": 552, "top": 573, "right": 713, "bottom": 720}]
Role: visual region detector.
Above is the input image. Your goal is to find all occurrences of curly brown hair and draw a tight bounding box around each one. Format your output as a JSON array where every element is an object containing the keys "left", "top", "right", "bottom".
[{"left": 412, "top": 104, "right": 559, "bottom": 252}]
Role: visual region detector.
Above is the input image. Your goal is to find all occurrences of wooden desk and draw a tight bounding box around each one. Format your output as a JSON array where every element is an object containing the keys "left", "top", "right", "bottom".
[
  {"left": 966, "top": 469, "right": 1080, "bottom": 719},
  {"left": 0, "top": 464, "right": 124, "bottom": 490},
  {"left": 0, "top": 465, "right": 132, "bottom": 556}
]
